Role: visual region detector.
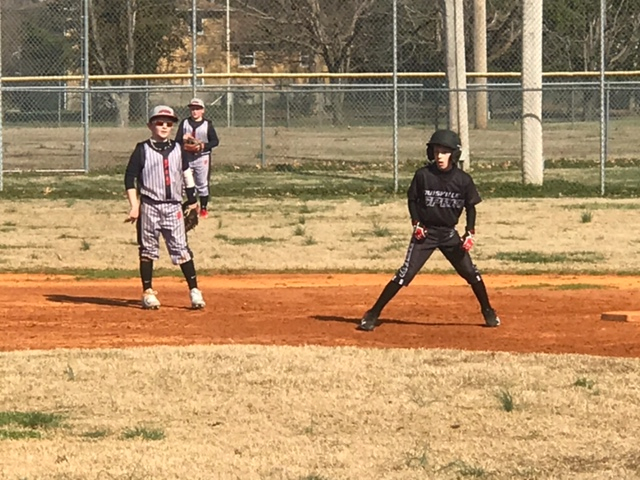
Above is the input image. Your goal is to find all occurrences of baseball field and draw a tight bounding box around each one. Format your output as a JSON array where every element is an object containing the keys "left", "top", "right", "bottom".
[{"left": 2, "top": 195, "right": 640, "bottom": 479}]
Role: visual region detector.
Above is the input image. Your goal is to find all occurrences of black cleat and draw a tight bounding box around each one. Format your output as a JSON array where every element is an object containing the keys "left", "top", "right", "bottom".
[
  {"left": 482, "top": 307, "right": 501, "bottom": 327},
  {"left": 356, "top": 310, "right": 379, "bottom": 331}
]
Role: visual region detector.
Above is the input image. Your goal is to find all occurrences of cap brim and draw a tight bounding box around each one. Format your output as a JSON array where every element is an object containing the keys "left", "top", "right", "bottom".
[{"left": 149, "top": 114, "right": 178, "bottom": 122}]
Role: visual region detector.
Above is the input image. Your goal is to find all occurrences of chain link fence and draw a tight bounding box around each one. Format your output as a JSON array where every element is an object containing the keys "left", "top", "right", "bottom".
[{"left": 1, "top": 0, "right": 638, "bottom": 195}]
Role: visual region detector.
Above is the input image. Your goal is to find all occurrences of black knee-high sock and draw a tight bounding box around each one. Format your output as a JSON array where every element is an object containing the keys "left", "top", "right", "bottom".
[
  {"left": 200, "top": 195, "right": 209, "bottom": 210},
  {"left": 140, "top": 259, "right": 153, "bottom": 291},
  {"left": 180, "top": 260, "right": 198, "bottom": 290},
  {"left": 471, "top": 280, "right": 492, "bottom": 311},
  {"left": 370, "top": 281, "right": 402, "bottom": 316}
]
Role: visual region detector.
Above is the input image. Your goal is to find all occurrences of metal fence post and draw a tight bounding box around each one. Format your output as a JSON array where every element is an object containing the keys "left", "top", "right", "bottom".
[
  {"left": 57, "top": 81, "right": 63, "bottom": 127},
  {"left": 226, "top": 0, "right": 232, "bottom": 128},
  {"left": 286, "top": 90, "right": 290, "bottom": 128},
  {"left": 599, "top": 0, "right": 607, "bottom": 196},
  {"left": 261, "top": 90, "right": 266, "bottom": 168},
  {"left": 145, "top": 79, "right": 150, "bottom": 119},
  {"left": 191, "top": 0, "right": 197, "bottom": 98},
  {"left": 0, "top": 1, "right": 3, "bottom": 191},
  {"left": 392, "top": 0, "right": 398, "bottom": 193},
  {"left": 82, "top": 0, "right": 90, "bottom": 173}
]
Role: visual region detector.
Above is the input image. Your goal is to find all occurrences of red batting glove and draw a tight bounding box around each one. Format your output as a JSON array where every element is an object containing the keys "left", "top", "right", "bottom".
[
  {"left": 461, "top": 230, "right": 475, "bottom": 251},
  {"left": 412, "top": 221, "right": 427, "bottom": 241}
]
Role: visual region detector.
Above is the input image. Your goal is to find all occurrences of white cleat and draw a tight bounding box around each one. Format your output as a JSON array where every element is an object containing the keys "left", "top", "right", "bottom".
[
  {"left": 142, "top": 288, "right": 161, "bottom": 310},
  {"left": 190, "top": 288, "right": 206, "bottom": 309}
]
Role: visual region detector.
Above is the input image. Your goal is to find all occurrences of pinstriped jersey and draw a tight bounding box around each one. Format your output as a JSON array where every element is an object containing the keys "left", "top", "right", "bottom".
[
  {"left": 176, "top": 118, "right": 220, "bottom": 159},
  {"left": 124, "top": 140, "right": 188, "bottom": 203},
  {"left": 180, "top": 119, "right": 209, "bottom": 144}
]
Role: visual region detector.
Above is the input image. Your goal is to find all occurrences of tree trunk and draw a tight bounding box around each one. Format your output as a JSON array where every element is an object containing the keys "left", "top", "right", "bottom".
[
  {"left": 330, "top": 78, "right": 345, "bottom": 126},
  {"left": 311, "top": 54, "right": 329, "bottom": 122},
  {"left": 113, "top": 92, "right": 130, "bottom": 128}
]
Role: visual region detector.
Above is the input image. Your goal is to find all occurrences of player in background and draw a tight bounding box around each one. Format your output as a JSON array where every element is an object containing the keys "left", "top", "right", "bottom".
[
  {"left": 357, "top": 129, "right": 500, "bottom": 332},
  {"left": 175, "top": 98, "right": 220, "bottom": 219},
  {"left": 124, "top": 105, "right": 206, "bottom": 310}
]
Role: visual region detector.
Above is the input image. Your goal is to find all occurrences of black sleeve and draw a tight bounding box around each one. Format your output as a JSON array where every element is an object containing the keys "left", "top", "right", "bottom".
[
  {"left": 407, "top": 171, "right": 421, "bottom": 223},
  {"left": 174, "top": 120, "right": 185, "bottom": 144},
  {"left": 204, "top": 121, "right": 219, "bottom": 151},
  {"left": 181, "top": 145, "right": 190, "bottom": 172},
  {"left": 185, "top": 187, "right": 197, "bottom": 204},
  {"left": 465, "top": 175, "right": 482, "bottom": 206},
  {"left": 465, "top": 204, "right": 477, "bottom": 232},
  {"left": 124, "top": 143, "right": 145, "bottom": 190}
]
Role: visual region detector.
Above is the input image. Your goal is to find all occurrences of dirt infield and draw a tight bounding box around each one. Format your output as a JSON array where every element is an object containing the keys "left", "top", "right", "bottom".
[{"left": 2, "top": 273, "right": 640, "bottom": 357}]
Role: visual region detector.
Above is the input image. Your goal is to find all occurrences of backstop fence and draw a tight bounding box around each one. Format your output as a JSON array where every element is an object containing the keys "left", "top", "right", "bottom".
[{"left": 1, "top": 0, "right": 638, "bottom": 196}]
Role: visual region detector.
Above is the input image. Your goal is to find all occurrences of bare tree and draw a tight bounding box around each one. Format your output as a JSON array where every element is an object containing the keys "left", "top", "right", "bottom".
[
  {"left": 235, "top": 0, "right": 380, "bottom": 124},
  {"left": 88, "top": 0, "right": 136, "bottom": 127},
  {"left": 485, "top": 0, "right": 522, "bottom": 66},
  {"left": 88, "top": 0, "right": 185, "bottom": 126}
]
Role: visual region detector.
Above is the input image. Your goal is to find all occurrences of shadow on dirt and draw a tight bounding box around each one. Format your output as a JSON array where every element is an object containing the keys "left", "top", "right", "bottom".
[
  {"left": 311, "top": 315, "right": 482, "bottom": 328},
  {"left": 45, "top": 294, "right": 139, "bottom": 308}
]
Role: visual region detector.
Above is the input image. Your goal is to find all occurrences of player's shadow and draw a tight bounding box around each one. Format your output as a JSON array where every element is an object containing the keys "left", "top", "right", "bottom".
[
  {"left": 312, "top": 315, "right": 481, "bottom": 328},
  {"left": 46, "top": 294, "right": 139, "bottom": 308}
]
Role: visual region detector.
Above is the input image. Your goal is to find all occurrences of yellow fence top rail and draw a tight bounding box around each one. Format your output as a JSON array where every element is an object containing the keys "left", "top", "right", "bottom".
[{"left": 2, "top": 71, "right": 640, "bottom": 83}]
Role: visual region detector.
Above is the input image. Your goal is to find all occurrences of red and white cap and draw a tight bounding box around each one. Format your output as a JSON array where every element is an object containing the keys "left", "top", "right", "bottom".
[
  {"left": 149, "top": 105, "right": 178, "bottom": 122},
  {"left": 188, "top": 98, "right": 205, "bottom": 108}
]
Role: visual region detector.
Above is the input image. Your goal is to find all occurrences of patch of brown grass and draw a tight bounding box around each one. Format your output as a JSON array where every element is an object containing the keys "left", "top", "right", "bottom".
[
  {"left": 1, "top": 345, "right": 640, "bottom": 479},
  {"left": 0, "top": 197, "right": 638, "bottom": 274},
  {"left": 3, "top": 120, "right": 632, "bottom": 171}
]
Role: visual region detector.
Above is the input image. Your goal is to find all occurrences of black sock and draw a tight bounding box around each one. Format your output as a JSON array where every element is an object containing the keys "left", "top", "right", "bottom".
[
  {"left": 370, "top": 281, "right": 402, "bottom": 316},
  {"left": 180, "top": 260, "right": 198, "bottom": 290},
  {"left": 471, "top": 280, "right": 492, "bottom": 311},
  {"left": 200, "top": 195, "right": 209, "bottom": 210},
  {"left": 140, "top": 259, "right": 153, "bottom": 291}
]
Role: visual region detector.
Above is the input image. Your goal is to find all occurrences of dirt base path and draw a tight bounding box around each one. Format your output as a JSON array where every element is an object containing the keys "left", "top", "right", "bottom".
[{"left": 2, "top": 273, "right": 640, "bottom": 357}]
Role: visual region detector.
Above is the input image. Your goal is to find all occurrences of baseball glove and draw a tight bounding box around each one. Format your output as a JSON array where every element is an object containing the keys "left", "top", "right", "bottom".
[
  {"left": 182, "top": 202, "right": 199, "bottom": 232},
  {"left": 183, "top": 136, "right": 204, "bottom": 154}
]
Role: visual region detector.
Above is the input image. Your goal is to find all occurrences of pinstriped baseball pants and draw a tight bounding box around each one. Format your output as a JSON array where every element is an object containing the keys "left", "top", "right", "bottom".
[
  {"left": 189, "top": 154, "right": 210, "bottom": 197},
  {"left": 137, "top": 200, "right": 193, "bottom": 265}
]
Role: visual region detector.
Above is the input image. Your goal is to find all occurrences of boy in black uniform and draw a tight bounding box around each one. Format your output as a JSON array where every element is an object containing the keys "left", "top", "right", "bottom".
[{"left": 357, "top": 129, "right": 500, "bottom": 331}]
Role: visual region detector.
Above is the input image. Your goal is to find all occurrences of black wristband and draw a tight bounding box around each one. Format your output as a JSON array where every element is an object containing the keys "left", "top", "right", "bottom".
[{"left": 185, "top": 187, "right": 197, "bottom": 204}]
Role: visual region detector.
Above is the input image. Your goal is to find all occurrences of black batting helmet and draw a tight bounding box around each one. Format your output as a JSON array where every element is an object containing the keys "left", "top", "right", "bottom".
[{"left": 426, "top": 129, "right": 462, "bottom": 164}]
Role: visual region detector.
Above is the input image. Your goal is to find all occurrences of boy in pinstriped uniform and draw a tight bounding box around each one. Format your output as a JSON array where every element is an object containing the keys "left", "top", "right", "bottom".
[
  {"left": 125, "top": 105, "right": 206, "bottom": 310},
  {"left": 175, "top": 98, "right": 219, "bottom": 219}
]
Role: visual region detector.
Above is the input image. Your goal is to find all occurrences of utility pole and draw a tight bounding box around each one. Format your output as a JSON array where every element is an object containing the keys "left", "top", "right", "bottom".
[
  {"left": 444, "top": 0, "right": 470, "bottom": 167},
  {"left": 521, "top": 0, "right": 543, "bottom": 185},
  {"left": 473, "top": 0, "right": 488, "bottom": 129}
]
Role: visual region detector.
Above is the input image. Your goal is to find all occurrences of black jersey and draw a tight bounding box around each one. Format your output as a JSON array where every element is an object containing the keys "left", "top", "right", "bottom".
[{"left": 407, "top": 163, "right": 481, "bottom": 228}]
